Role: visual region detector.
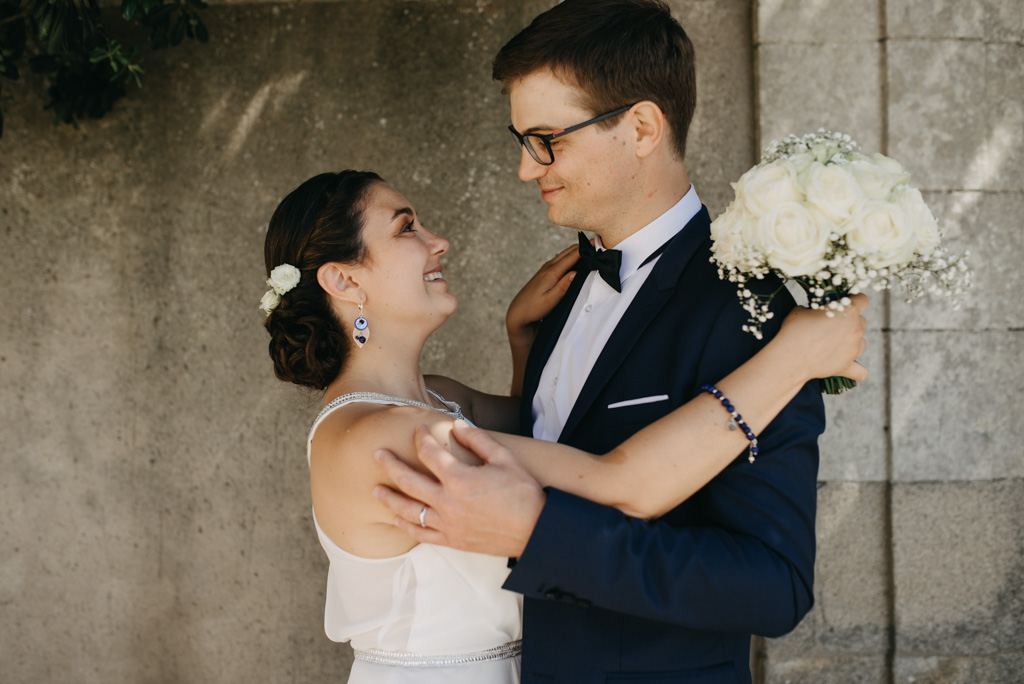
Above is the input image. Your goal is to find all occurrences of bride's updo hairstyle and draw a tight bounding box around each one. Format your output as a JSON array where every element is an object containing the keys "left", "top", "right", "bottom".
[{"left": 263, "top": 170, "right": 383, "bottom": 390}]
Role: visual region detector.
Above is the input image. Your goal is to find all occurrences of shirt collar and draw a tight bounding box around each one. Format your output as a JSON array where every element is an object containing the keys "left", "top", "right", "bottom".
[{"left": 595, "top": 185, "right": 701, "bottom": 283}]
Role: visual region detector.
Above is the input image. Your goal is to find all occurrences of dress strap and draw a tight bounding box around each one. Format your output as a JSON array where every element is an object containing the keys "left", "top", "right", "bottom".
[{"left": 306, "top": 390, "right": 468, "bottom": 464}]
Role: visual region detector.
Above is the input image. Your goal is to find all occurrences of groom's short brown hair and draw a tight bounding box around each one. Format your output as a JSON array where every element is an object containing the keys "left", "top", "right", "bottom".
[{"left": 492, "top": 0, "right": 696, "bottom": 161}]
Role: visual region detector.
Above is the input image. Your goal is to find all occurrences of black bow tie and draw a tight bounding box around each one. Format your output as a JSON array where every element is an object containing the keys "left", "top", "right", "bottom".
[
  {"left": 574, "top": 231, "right": 676, "bottom": 293},
  {"left": 575, "top": 232, "right": 623, "bottom": 292}
]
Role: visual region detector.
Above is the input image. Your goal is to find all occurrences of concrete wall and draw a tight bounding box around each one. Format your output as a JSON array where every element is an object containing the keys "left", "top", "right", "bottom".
[{"left": 0, "top": 1, "right": 1019, "bottom": 682}]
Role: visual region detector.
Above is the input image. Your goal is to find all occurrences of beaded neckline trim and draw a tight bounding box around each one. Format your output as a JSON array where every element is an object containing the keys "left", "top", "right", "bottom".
[
  {"left": 353, "top": 639, "right": 521, "bottom": 667},
  {"left": 314, "top": 390, "right": 465, "bottom": 427}
]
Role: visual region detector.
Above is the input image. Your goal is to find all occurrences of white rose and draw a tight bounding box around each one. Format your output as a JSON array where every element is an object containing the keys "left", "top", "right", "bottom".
[
  {"left": 753, "top": 201, "right": 832, "bottom": 277},
  {"left": 711, "top": 203, "right": 758, "bottom": 269},
  {"left": 846, "top": 200, "right": 917, "bottom": 267},
  {"left": 787, "top": 152, "right": 817, "bottom": 183},
  {"left": 267, "top": 263, "right": 301, "bottom": 295},
  {"left": 849, "top": 156, "right": 909, "bottom": 200},
  {"left": 735, "top": 160, "right": 804, "bottom": 217},
  {"left": 893, "top": 186, "right": 940, "bottom": 257},
  {"left": 803, "top": 162, "right": 865, "bottom": 229},
  {"left": 808, "top": 141, "right": 835, "bottom": 164},
  {"left": 260, "top": 290, "right": 282, "bottom": 315},
  {"left": 870, "top": 152, "right": 911, "bottom": 184}
]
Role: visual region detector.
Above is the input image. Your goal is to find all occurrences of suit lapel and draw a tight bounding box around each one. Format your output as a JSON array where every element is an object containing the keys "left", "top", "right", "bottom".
[
  {"left": 519, "top": 269, "right": 588, "bottom": 433},
  {"left": 557, "top": 207, "right": 713, "bottom": 442}
]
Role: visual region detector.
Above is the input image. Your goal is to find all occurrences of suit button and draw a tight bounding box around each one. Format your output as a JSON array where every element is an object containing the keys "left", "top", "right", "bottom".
[
  {"left": 545, "top": 588, "right": 588, "bottom": 606},
  {"left": 544, "top": 588, "right": 572, "bottom": 602}
]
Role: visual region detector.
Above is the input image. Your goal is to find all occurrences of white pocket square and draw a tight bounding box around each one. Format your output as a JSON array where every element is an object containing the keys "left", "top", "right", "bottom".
[{"left": 607, "top": 394, "right": 669, "bottom": 409}]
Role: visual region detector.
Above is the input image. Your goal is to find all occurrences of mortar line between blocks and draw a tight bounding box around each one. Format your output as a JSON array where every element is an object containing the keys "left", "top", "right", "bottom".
[{"left": 879, "top": 2, "right": 897, "bottom": 682}]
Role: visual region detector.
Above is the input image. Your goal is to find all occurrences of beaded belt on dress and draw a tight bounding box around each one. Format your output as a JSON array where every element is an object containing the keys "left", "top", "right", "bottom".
[{"left": 353, "top": 640, "right": 521, "bottom": 667}]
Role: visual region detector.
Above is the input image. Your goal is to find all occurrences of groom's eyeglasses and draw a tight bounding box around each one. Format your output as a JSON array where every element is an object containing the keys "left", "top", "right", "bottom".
[{"left": 508, "top": 103, "right": 638, "bottom": 166}]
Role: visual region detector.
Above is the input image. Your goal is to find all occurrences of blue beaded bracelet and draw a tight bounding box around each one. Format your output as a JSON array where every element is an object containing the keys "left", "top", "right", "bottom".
[{"left": 700, "top": 384, "right": 759, "bottom": 463}]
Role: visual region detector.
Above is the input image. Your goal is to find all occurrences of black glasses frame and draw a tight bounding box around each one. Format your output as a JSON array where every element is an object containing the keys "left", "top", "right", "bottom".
[{"left": 508, "top": 103, "right": 638, "bottom": 166}]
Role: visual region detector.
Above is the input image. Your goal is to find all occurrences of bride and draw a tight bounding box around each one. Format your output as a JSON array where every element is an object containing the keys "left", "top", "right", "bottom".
[{"left": 261, "top": 170, "right": 868, "bottom": 683}]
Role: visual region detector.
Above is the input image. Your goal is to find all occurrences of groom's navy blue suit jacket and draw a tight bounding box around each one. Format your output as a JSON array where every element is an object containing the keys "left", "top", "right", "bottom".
[{"left": 503, "top": 206, "right": 825, "bottom": 683}]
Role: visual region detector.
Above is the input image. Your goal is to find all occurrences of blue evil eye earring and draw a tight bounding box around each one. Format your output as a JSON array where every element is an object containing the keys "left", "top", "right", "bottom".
[{"left": 353, "top": 302, "right": 369, "bottom": 348}]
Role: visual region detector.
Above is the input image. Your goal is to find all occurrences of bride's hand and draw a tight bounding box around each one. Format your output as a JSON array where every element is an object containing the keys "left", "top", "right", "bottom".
[
  {"left": 776, "top": 294, "right": 870, "bottom": 382},
  {"left": 506, "top": 244, "right": 579, "bottom": 346}
]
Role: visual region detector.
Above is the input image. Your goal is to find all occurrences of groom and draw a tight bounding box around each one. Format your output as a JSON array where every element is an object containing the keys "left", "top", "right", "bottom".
[{"left": 377, "top": 1, "right": 825, "bottom": 681}]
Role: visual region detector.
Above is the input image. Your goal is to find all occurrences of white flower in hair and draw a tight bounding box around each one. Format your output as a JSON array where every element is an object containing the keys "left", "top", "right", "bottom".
[
  {"left": 260, "top": 263, "right": 300, "bottom": 316},
  {"left": 260, "top": 290, "right": 282, "bottom": 316},
  {"left": 267, "top": 264, "right": 301, "bottom": 295}
]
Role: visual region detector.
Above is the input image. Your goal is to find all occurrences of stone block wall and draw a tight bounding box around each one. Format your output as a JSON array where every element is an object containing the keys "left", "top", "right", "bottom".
[
  {"left": 1, "top": 0, "right": 1020, "bottom": 682},
  {"left": 755, "top": 1, "right": 1024, "bottom": 682}
]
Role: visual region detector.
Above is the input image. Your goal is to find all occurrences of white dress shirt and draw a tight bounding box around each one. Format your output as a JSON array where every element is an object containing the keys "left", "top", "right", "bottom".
[{"left": 531, "top": 186, "right": 702, "bottom": 442}]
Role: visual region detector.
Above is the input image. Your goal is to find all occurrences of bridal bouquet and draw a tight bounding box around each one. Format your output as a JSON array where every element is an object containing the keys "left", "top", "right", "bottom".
[{"left": 709, "top": 130, "right": 972, "bottom": 394}]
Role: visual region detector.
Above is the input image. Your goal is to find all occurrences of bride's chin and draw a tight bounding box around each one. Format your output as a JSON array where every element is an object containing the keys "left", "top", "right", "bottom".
[
  {"left": 440, "top": 302, "right": 458, "bottom": 323},
  {"left": 440, "top": 294, "right": 458, "bottom": 316},
  {"left": 423, "top": 300, "right": 457, "bottom": 332}
]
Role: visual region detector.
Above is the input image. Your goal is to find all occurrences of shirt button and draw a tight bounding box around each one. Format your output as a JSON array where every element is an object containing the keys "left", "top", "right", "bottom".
[{"left": 584, "top": 304, "right": 593, "bottom": 313}]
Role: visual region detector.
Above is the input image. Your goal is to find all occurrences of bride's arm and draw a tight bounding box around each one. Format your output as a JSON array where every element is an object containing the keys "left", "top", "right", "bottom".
[
  {"left": 506, "top": 244, "right": 579, "bottom": 398},
  {"left": 462, "top": 298, "right": 868, "bottom": 519},
  {"left": 425, "top": 245, "right": 579, "bottom": 432}
]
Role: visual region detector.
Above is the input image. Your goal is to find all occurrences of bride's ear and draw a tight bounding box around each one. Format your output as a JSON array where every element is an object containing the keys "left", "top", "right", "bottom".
[{"left": 317, "top": 262, "right": 364, "bottom": 305}]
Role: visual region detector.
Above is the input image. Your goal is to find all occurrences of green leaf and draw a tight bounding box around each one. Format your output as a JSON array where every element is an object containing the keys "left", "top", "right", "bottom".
[
  {"left": 195, "top": 19, "right": 207, "bottom": 43},
  {"left": 45, "top": 9, "right": 65, "bottom": 52},
  {"left": 121, "top": 0, "right": 136, "bottom": 21},
  {"left": 37, "top": 6, "right": 54, "bottom": 39},
  {"left": 170, "top": 14, "right": 185, "bottom": 45},
  {"left": 81, "top": 9, "right": 98, "bottom": 45}
]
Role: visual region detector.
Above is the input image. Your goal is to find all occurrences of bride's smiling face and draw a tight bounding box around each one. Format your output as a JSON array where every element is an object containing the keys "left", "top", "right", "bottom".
[{"left": 354, "top": 183, "right": 457, "bottom": 326}]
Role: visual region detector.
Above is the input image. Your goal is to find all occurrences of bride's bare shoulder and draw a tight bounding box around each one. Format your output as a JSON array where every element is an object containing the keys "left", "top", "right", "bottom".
[
  {"left": 309, "top": 403, "right": 455, "bottom": 557},
  {"left": 310, "top": 402, "right": 454, "bottom": 472}
]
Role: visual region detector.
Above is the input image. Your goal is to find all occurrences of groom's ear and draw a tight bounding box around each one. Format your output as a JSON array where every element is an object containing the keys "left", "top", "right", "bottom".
[
  {"left": 631, "top": 101, "right": 666, "bottom": 159},
  {"left": 317, "top": 262, "right": 364, "bottom": 305}
]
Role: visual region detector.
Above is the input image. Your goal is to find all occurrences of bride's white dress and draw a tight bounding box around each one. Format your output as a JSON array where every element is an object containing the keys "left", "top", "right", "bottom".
[{"left": 308, "top": 391, "right": 523, "bottom": 683}]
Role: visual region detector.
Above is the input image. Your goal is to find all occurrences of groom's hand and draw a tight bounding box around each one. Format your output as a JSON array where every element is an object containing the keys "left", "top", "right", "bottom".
[{"left": 374, "top": 421, "right": 545, "bottom": 558}]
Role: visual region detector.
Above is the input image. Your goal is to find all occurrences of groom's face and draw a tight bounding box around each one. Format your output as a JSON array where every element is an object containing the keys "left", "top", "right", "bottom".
[{"left": 508, "top": 68, "right": 637, "bottom": 236}]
